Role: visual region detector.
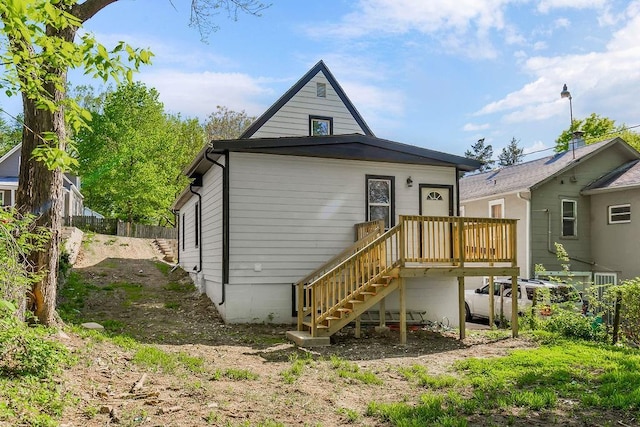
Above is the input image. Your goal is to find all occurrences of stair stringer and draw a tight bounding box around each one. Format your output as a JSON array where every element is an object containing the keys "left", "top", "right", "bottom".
[{"left": 323, "top": 277, "right": 399, "bottom": 336}]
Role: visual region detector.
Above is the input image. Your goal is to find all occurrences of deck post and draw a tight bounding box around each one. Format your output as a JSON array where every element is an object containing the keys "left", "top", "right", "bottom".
[
  {"left": 458, "top": 276, "right": 466, "bottom": 340},
  {"left": 355, "top": 316, "right": 361, "bottom": 338},
  {"left": 488, "top": 272, "right": 495, "bottom": 328},
  {"left": 297, "top": 282, "right": 304, "bottom": 331},
  {"left": 379, "top": 298, "right": 386, "bottom": 327},
  {"left": 399, "top": 278, "right": 406, "bottom": 345},
  {"left": 511, "top": 274, "right": 518, "bottom": 338}
]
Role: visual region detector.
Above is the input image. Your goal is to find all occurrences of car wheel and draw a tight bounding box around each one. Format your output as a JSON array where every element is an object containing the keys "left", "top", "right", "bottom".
[{"left": 465, "top": 303, "right": 472, "bottom": 322}]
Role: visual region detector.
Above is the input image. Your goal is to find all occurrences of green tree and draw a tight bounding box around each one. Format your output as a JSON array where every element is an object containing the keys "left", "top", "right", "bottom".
[
  {"left": 465, "top": 138, "right": 494, "bottom": 172},
  {"left": 498, "top": 137, "right": 524, "bottom": 167},
  {"left": 555, "top": 113, "right": 617, "bottom": 152},
  {"left": 0, "top": 116, "right": 21, "bottom": 157},
  {"left": 77, "top": 82, "right": 205, "bottom": 225},
  {"left": 0, "top": 0, "right": 266, "bottom": 325},
  {"left": 205, "top": 105, "right": 255, "bottom": 141}
]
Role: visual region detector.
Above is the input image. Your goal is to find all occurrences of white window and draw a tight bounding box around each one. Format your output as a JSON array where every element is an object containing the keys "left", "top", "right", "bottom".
[
  {"left": 561, "top": 199, "right": 577, "bottom": 237},
  {"left": 310, "top": 116, "right": 332, "bottom": 136},
  {"left": 489, "top": 199, "right": 505, "bottom": 218},
  {"left": 367, "top": 176, "right": 394, "bottom": 229},
  {"left": 316, "top": 82, "right": 326, "bottom": 97},
  {"left": 608, "top": 204, "right": 631, "bottom": 224}
]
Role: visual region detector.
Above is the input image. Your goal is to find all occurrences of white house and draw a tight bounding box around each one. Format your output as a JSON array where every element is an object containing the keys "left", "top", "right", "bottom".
[{"left": 173, "top": 61, "right": 518, "bottom": 343}]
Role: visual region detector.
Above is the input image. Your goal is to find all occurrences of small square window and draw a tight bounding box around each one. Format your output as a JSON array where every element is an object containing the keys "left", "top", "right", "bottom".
[
  {"left": 316, "top": 82, "right": 326, "bottom": 97},
  {"left": 608, "top": 204, "right": 631, "bottom": 224},
  {"left": 309, "top": 116, "right": 332, "bottom": 136}
]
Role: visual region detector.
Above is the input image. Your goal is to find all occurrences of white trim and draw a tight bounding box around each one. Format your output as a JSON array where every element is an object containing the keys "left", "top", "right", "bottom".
[
  {"left": 459, "top": 205, "right": 465, "bottom": 217},
  {"left": 608, "top": 204, "right": 631, "bottom": 224},
  {"left": 488, "top": 198, "right": 505, "bottom": 218}
]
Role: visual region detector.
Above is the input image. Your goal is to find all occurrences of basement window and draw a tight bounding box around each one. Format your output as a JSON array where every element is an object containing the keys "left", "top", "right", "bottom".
[{"left": 608, "top": 204, "right": 631, "bottom": 224}]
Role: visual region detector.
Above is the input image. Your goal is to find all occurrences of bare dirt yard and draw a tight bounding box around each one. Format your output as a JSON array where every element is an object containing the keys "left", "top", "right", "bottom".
[{"left": 52, "top": 233, "right": 612, "bottom": 426}]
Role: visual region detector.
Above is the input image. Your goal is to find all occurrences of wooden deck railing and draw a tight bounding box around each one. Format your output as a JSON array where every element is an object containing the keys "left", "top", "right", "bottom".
[
  {"left": 354, "top": 219, "right": 385, "bottom": 240},
  {"left": 400, "top": 215, "right": 517, "bottom": 264},
  {"left": 297, "top": 215, "right": 517, "bottom": 335}
]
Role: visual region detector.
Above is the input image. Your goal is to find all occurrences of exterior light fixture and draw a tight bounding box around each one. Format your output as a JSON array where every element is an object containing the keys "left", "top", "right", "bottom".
[
  {"left": 560, "top": 83, "right": 573, "bottom": 125},
  {"left": 406, "top": 177, "right": 413, "bottom": 187}
]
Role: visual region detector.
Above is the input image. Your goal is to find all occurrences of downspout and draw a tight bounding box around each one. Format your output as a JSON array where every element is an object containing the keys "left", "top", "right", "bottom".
[
  {"left": 204, "top": 149, "right": 229, "bottom": 305},
  {"left": 189, "top": 184, "right": 203, "bottom": 273},
  {"left": 173, "top": 209, "right": 179, "bottom": 265}
]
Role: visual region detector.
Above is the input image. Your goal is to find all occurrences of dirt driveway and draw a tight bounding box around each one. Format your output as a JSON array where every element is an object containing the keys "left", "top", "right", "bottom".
[{"left": 60, "top": 233, "right": 538, "bottom": 426}]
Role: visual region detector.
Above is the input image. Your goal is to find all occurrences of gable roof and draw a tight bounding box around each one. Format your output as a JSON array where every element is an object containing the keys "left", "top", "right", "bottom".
[
  {"left": 184, "top": 134, "right": 481, "bottom": 178},
  {"left": 582, "top": 159, "right": 640, "bottom": 194},
  {"left": 460, "top": 138, "right": 640, "bottom": 202},
  {"left": 239, "top": 60, "right": 374, "bottom": 139},
  {"left": 0, "top": 143, "right": 21, "bottom": 166}
]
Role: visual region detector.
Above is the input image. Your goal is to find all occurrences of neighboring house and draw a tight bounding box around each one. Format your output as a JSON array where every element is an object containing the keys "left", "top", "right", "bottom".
[
  {"left": 173, "top": 61, "right": 519, "bottom": 343},
  {"left": 0, "top": 143, "right": 84, "bottom": 217},
  {"left": 460, "top": 137, "right": 640, "bottom": 289}
]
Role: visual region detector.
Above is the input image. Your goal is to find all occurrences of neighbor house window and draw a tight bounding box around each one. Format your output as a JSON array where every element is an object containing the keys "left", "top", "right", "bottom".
[
  {"left": 0, "top": 191, "right": 4, "bottom": 206},
  {"left": 194, "top": 202, "right": 199, "bottom": 248},
  {"left": 366, "top": 175, "right": 394, "bottom": 229},
  {"left": 309, "top": 115, "right": 332, "bottom": 136},
  {"left": 608, "top": 204, "right": 631, "bottom": 224},
  {"left": 182, "top": 213, "right": 185, "bottom": 250},
  {"left": 316, "top": 82, "right": 326, "bottom": 97},
  {"left": 489, "top": 199, "right": 505, "bottom": 218},
  {"left": 561, "top": 199, "right": 577, "bottom": 237}
]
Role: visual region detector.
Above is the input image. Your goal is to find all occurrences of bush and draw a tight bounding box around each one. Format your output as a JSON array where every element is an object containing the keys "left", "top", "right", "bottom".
[
  {"left": 611, "top": 278, "right": 640, "bottom": 346},
  {"left": 0, "top": 300, "right": 70, "bottom": 378},
  {"left": 540, "top": 309, "right": 607, "bottom": 342}
]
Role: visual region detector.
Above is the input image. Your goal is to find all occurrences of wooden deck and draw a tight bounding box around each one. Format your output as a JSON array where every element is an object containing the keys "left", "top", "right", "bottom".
[{"left": 291, "top": 216, "right": 519, "bottom": 346}]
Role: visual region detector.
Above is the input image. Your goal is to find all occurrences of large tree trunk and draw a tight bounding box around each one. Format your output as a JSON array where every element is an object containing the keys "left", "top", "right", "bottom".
[{"left": 16, "top": 88, "right": 67, "bottom": 326}]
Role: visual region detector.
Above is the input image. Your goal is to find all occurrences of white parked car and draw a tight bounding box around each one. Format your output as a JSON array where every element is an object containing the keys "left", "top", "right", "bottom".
[{"left": 464, "top": 278, "right": 583, "bottom": 322}]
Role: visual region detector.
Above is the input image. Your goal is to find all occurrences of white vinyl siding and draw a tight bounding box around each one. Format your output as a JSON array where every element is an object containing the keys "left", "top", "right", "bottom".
[
  {"left": 178, "top": 197, "right": 199, "bottom": 272},
  {"left": 228, "top": 152, "right": 455, "bottom": 286},
  {"left": 251, "top": 71, "right": 366, "bottom": 138}
]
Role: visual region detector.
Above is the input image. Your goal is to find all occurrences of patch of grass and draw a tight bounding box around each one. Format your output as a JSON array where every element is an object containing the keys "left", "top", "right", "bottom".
[
  {"left": 109, "top": 281, "right": 144, "bottom": 303},
  {"left": 211, "top": 368, "right": 258, "bottom": 381},
  {"left": 101, "top": 319, "right": 126, "bottom": 333},
  {"left": 281, "top": 352, "right": 313, "bottom": 384},
  {"left": 58, "top": 271, "right": 98, "bottom": 324},
  {"left": 163, "top": 281, "right": 193, "bottom": 292},
  {"left": 330, "top": 356, "right": 383, "bottom": 385},
  {"left": 398, "top": 365, "right": 458, "bottom": 389},
  {"left": 164, "top": 301, "right": 181, "bottom": 310},
  {"left": 132, "top": 346, "right": 205, "bottom": 374},
  {"left": 155, "top": 262, "right": 171, "bottom": 276},
  {"left": 0, "top": 311, "right": 74, "bottom": 426},
  {"left": 103, "top": 237, "right": 117, "bottom": 246},
  {"left": 366, "top": 339, "right": 640, "bottom": 426},
  {"left": 337, "top": 407, "right": 360, "bottom": 423}
]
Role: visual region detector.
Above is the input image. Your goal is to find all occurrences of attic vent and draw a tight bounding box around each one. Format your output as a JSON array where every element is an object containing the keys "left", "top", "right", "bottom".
[{"left": 316, "top": 82, "right": 326, "bottom": 98}]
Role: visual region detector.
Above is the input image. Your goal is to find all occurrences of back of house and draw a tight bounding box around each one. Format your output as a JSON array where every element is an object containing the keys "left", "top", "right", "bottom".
[{"left": 173, "top": 61, "right": 482, "bottom": 325}]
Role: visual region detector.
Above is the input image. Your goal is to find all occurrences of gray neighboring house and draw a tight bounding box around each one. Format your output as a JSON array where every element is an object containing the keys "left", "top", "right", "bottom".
[
  {"left": 460, "top": 137, "right": 640, "bottom": 288},
  {"left": 0, "top": 143, "right": 84, "bottom": 217}
]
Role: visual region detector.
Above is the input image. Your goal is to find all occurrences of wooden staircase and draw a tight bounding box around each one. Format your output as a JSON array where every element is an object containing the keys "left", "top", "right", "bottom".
[{"left": 289, "top": 220, "right": 403, "bottom": 345}]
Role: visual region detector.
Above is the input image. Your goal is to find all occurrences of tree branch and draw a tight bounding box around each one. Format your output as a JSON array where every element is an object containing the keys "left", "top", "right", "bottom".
[{"left": 72, "top": 0, "right": 120, "bottom": 24}]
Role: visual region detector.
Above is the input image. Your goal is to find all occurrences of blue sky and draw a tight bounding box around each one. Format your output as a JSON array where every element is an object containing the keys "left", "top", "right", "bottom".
[{"left": 3, "top": 0, "right": 640, "bottom": 161}]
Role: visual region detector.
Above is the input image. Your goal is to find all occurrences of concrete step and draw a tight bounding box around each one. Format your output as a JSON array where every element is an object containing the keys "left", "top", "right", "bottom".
[{"left": 286, "top": 330, "right": 330, "bottom": 347}]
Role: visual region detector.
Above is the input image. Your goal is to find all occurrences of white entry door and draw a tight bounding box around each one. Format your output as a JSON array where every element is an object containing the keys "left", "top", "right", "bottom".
[{"left": 420, "top": 185, "right": 452, "bottom": 216}]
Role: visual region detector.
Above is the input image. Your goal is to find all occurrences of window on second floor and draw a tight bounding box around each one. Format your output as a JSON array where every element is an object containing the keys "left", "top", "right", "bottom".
[
  {"left": 561, "top": 199, "right": 577, "bottom": 237},
  {"left": 309, "top": 116, "right": 333, "bottom": 136},
  {"left": 608, "top": 204, "right": 631, "bottom": 224},
  {"left": 489, "top": 199, "right": 504, "bottom": 218}
]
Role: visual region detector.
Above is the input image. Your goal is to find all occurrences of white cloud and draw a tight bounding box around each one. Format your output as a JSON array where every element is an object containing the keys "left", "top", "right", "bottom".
[
  {"left": 308, "top": 0, "right": 514, "bottom": 58},
  {"left": 139, "top": 71, "right": 274, "bottom": 119},
  {"left": 533, "top": 41, "right": 547, "bottom": 51},
  {"left": 523, "top": 140, "right": 550, "bottom": 155},
  {"left": 475, "top": 2, "right": 640, "bottom": 129},
  {"left": 463, "top": 123, "right": 490, "bottom": 131},
  {"left": 537, "top": 0, "right": 607, "bottom": 14}
]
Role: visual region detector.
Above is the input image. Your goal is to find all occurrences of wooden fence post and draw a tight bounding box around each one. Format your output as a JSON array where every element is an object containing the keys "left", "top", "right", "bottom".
[{"left": 612, "top": 291, "right": 621, "bottom": 345}]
